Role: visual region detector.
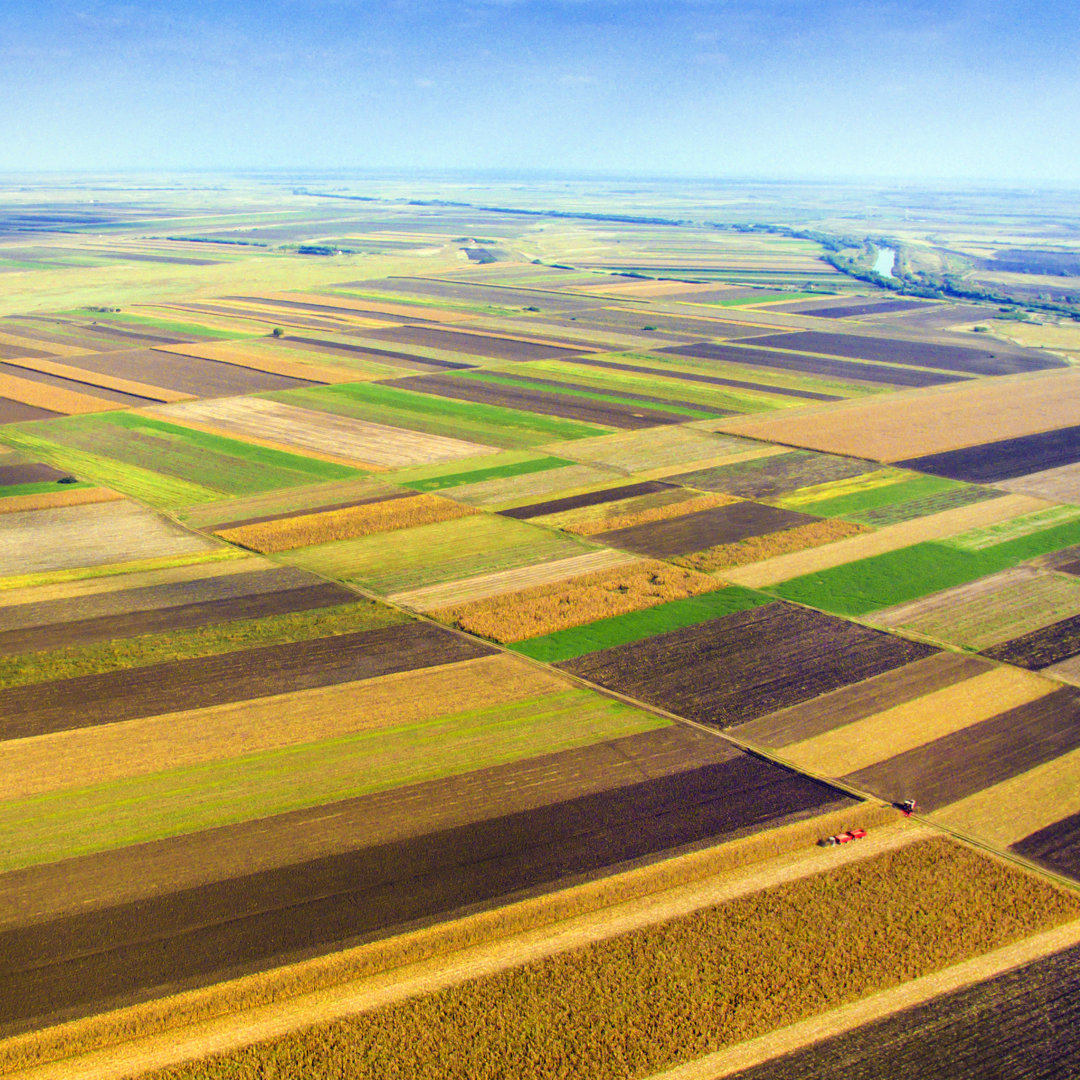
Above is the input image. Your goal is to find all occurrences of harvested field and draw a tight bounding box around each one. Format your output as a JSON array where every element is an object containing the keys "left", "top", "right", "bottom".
[
  {"left": 268, "top": 337, "right": 475, "bottom": 371},
  {"left": 514, "top": 587, "right": 772, "bottom": 663},
  {"left": 795, "top": 298, "right": 935, "bottom": 318},
  {"left": 725, "top": 940, "right": 1080, "bottom": 1080},
  {"left": 661, "top": 342, "right": 961, "bottom": 388},
  {"left": 743, "top": 329, "right": 1062, "bottom": 376},
  {"left": 0, "top": 620, "right": 491, "bottom": 740},
  {"left": 150, "top": 397, "right": 492, "bottom": 469},
  {"left": 0, "top": 361, "right": 159, "bottom": 408},
  {"left": 381, "top": 372, "right": 693, "bottom": 430},
  {"left": 999, "top": 461, "right": 1080, "bottom": 504},
  {"left": 546, "top": 427, "right": 754, "bottom": 473},
  {"left": 557, "top": 491, "right": 739, "bottom": 537},
  {"left": 0, "top": 462, "right": 70, "bottom": 486},
  {"left": 403, "top": 455, "right": 573, "bottom": 493},
  {"left": 733, "top": 653, "right": 990, "bottom": 749},
  {"left": 672, "top": 518, "right": 868, "bottom": 573},
  {"left": 444, "top": 463, "right": 621, "bottom": 509},
  {"left": 844, "top": 687, "right": 1080, "bottom": 810},
  {"left": 389, "top": 549, "right": 639, "bottom": 610},
  {"left": 435, "top": 560, "right": 726, "bottom": 642},
  {"left": 0, "top": 486, "right": 121, "bottom": 514},
  {"left": 284, "top": 514, "right": 591, "bottom": 594},
  {"left": 130, "top": 840, "right": 1079, "bottom": 1080},
  {"left": 898, "top": 424, "right": 1080, "bottom": 483},
  {"left": 0, "top": 501, "right": 221, "bottom": 578},
  {"left": 1042, "top": 654, "right": 1080, "bottom": 686},
  {"left": 260, "top": 293, "right": 473, "bottom": 323},
  {"left": 217, "top": 495, "right": 475, "bottom": 553},
  {"left": 671, "top": 450, "right": 874, "bottom": 501},
  {"left": 560, "top": 601, "right": 934, "bottom": 728},
  {"left": 723, "top": 494, "right": 1051, "bottom": 589},
  {"left": 0, "top": 371, "right": 118, "bottom": 415},
  {"left": 0, "top": 656, "right": 564, "bottom": 801},
  {"left": 712, "top": 370, "right": 1080, "bottom": 462},
  {"left": 359, "top": 324, "right": 589, "bottom": 361},
  {"left": 0, "top": 353, "right": 192, "bottom": 403},
  {"left": 0, "top": 582, "right": 354, "bottom": 660},
  {"left": 0, "top": 399, "right": 60, "bottom": 424},
  {"left": 150, "top": 341, "right": 361, "bottom": 384},
  {"left": 496, "top": 480, "right": 676, "bottom": 520},
  {"left": 984, "top": 611, "right": 1080, "bottom": 669},
  {"left": 595, "top": 502, "right": 819, "bottom": 559},
  {"left": 782, "top": 667, "right": 1054, "bottom": 778},
  {"left": 869, "top": 567, "right": 1080, "bottom": 649},
  {"left": 1014, "top": 813, "right": 1080, "bottom": 882}
]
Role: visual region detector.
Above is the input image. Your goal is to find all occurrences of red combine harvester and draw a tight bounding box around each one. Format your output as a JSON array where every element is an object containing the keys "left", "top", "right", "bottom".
[{"left": 817, "top": 828, "right": 867, "bottom": 847}]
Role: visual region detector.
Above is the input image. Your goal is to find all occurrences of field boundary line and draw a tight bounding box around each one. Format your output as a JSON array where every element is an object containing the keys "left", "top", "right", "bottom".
[
  {"left": 641, "top": 917, "right": 1080, "bottom": 1080},
  {"left": 0, "top": 356, "right": 194, "bottom": 404},
  {"left": 0, "top": 808, "right": 906, "bottom": 1079}
]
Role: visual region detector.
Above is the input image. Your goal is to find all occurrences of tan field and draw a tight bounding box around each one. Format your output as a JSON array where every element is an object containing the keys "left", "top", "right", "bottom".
[
  {"left": 434, "top": 560, "right": 726, "bottom": 641},
  {"left": 781, "top": 667, "right": 1055, "bottom": 778},
  {"left": 0, "top": 355, "right": 192, "bottom": 403},
  {"left": 0, "top": 487, "right": 123, "bottom": 516},
  {"left": 0, "top": 330, "right": 88, "bottom": 358},
  {"left": 0, "top": 655, "right": 558, "bottom": 800},
  {"left": 268, "top": 292, "right": 475, "bottom": 323},
  {"left": 389, "top": 549, "right": 641, "bottom": 610},
  {"left": 723, "top": 494, "right": 1053, "bottom": 588},
  {"left": 565, "top": 492, "right": 739, "bottom": 536},
  {"left": 216, "top": 494, "right": 476, "bottom": 553},
  {"left": 153, "top": 341, "right": 362, "bottom": 384},
  {"left": 711, "top": 369, "right": 1080, "bottom": 461},
  {"left": 674, "top": 519, "right": 867, "bottom": 573},
  {"left": 0, "top": 371, "right": 121, "bottom": 415}
]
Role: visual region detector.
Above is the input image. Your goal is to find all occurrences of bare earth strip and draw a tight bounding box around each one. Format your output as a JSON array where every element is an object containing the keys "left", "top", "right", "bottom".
[
  {"left": 642, "top": 919, "right": 1080, "bottom": 1080},
  {"left": 932, "top": 744, "right": 1080, "bottom": 848},
  {"left": 999, "top": 461, "right": 1080, "bottom": 504},
  {"left": 1, "top": 820, "right": 925, "bottom": 1080},
  {"left": 781, "top": 667, "right": 1056, "bottom": 778},
  {"left": 148, "top": 397, "right": 492, "bottom": 468},
  {"left": 388, "top": 549, "right": 641, "bottom": 609},
  {"left": 0, "top": 654, "right": 556, "bottom": 800},
  {"left": 0, "top": 356, "right": 193, "bottom": 404},
  {"left": 1, "top": 502, "right": 222, "bottom": 577},
  {"left": 0, "top": 488, "right": 123, "bottom": 516},
  {"left": 710, "top": 370, "right": 1080, "bottom": 462},
  {"left": 722, "top": 494, "right": 1052, "bottom": 588},
  {"left": 152, "top": 342, "right": 360, "bottom": 384},
  {"left": 0, "top": 372, "right": 119, "bottom": 415}
]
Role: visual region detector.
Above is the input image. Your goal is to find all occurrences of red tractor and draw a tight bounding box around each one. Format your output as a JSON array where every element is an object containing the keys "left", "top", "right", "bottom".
[{"left": 817, "top": 828, "right": 867, "bottom": 847}]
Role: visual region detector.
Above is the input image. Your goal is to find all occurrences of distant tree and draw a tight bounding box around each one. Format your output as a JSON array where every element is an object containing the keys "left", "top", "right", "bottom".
[{"left": 272, "top": 328, "right": 285, "bottom": 338}]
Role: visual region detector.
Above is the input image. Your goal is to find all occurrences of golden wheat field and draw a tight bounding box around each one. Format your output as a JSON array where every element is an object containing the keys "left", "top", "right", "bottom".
[{"left": 673, "top": 518, "right": 868, "bottom": 573}]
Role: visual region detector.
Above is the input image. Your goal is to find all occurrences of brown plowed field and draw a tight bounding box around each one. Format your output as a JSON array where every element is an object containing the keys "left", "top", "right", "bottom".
[
  {"left": 999, "top": 461, "right": 1080, "bottom": 504},
  {"left": 383, "top": 373, "right": 685, "bottom": 429},
  {"left": 0, "top": 743, "right": 846, "bottom": 1036},
  {"left": 744, "top": 330, "right": 1061, "bottom": 376},
  {"left": 150, "top": 341, "right": 356, "bottom": 385},
  {"left": 497, "top": 480, "right": 677, "bottom": 520},
  {"left": 594, "top": 502, "right": 818, "bottom": 558},
  {"left": 0, "top": 361, "right": 153, "bottom": 407},
  {"left": 711, "top": 371, "right": 1080, "bottom": 462},
  {"left": 0, "top": 564, "right": 306, "bottom": 633},
  {"left": 1, "top": 354, "right": 191, "bottom": 403},
  {"left": 897, "top": 425, "right": 1080, "bottom": 483},
  {"left": 670, "top": 449, "right": 874, "bottom": 500},
  {"left": 0, "top": 582, "right": 355, "bottom": 657},
  {"left": 361, "top": 325, "right": 588, "bottom": 361},
  {"left": 982, "top": 612, "right": 1080, "bottom": 669},
  {"left": 1013, "top": 812, "right": 1080, "bottom": 880},
  {"left": 60, "top": 349, "right": 316, "bottom": 398},
  {"left": 0, "top": 463, "right": 69, "bottom": 486},
  {"left": 784, "top": 299, "right": 934, "bottom": 318},
  {"left": 0, "top": 621, "right": 493, "bottom": 741},
  {"left": 0, "top": 371, "right": 117, "bottom": 414},
  {"left": 283, "top": 337, "right": 475, "bottom": 370},
  {"left": 560, "top": 602, "right": 934, "bottom": 728},
  {"left": 0, "top": 342, "right": 52, "bottom": 360},
  {"left": 732, "top": 653, "right": 990, "bottom": 749},
  {"left": 0, "top": 398, "right": 59, "bottom": 423},
  {"left": 844, "top": 687, "right": 1080, "bottom": 810},
  {"left": 661, "top": 343, "right": 960, "bottom": 387}
]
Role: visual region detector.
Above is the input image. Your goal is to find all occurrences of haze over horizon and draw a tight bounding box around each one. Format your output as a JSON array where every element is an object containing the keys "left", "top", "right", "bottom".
[{"left": 3, "top": 0, "right": 1079, "bottom": 184}]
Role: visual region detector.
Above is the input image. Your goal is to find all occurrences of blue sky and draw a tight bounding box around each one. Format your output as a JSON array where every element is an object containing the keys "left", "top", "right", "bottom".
[{"left": 2, "top": 1, "right": 1078, "bottom": 181}]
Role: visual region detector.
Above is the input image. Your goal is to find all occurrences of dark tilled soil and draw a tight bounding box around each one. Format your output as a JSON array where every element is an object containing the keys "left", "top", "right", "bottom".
[
  {"left": 732, "top": 653, "right": 991, "bottom": 748},
  {"left": 660, "top": 342, "right": 962, "bottom": 387},
  {"left": 0, "top": 620, "right": 491, "bottom": 740},
  {"left": 594, "top": 502, "right": 817, "bottom": 558},
  {"left": 669, "top": 450, "right": 873, "bottom": 500},
  {"left": 982, "top": 613, "right": 1080, "bottom": 669},
  {"left": 897, "top": 425, "right": 1080, "bottom": 484},
  {"left": 743, "top": 330, "right": 1063, "bottom": 376},
  {"left": 0, "top": 742, "right": 848, "bottom": 1036},
  {"left": 0, "top": 343, "right": 53, "bottom": 361},
  {"left": 498, "top": 481, "right": 677, "bottom": 520},
  {"left": 0, "top": 582, "right": 357, "bottom": 656},
  {"left": 727, "top": 942, "right": 1080, "bottom": 1080},
  {"left": 798, "top": 300, "right": 937, "bottom": 318},
  {"left": 359, "top": 325, "right": 587, "bottom": 361},
  {"left": 560, "top": 602, "right": 934, "bottom": 728},
  {"left": 1013, "top": 811, "right": 1080, "bottom": 881},
  {"left": 0, "top": 361, "right": 161, "bottom": 407},
  {"left": 0, "top": 398, "right": 61, "bottom": 424},
  {"left": 0, "top": 463, "right": 70, "bottom": 487},
  {"left": 224, "top": 297, "right": 418, "bottom": 324},
  {"left": 844, "top": 687, "right": 1080, "bottom": 810}
]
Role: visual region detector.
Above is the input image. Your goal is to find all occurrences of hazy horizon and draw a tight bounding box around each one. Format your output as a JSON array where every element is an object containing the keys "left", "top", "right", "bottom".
[{"left": 4, "top": 1, "right": 1079, "bottom": 184}]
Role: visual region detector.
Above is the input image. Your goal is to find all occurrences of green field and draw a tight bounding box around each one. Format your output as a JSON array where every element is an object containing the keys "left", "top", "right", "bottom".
[
  {"left": 0, "top": 690, "right": 665, "bottom": 872},
  {"left": 283, "top": 513, "right": 592, "bottom": 593},
  {"left": 403, "top": 455, "right": 575, "bottom": 492},
  {"left": 0, "top": 479, "right": 95, "bottom": 498},
  {"left": 777, "top": 471, "right": 961, "bottom": 519},
  {"left": 511, "top": 586, "right": 772, "bottom": 663},
  {"left": 268, "top": 382, "right": 611, "bottom": 449}
]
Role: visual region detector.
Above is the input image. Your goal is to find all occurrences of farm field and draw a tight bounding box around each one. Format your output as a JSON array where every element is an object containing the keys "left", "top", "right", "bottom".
[{"left": 3, "top": 182, "right": 1080, "bottom": 1076}]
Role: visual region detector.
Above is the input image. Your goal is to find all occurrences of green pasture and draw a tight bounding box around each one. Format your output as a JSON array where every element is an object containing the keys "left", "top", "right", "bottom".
[
  {"left": 267, "top": 382, "right": 611, "bottom": 450},
  {"left": 511, "top": 586, "right": 773, "bottom": 663},
  {"left": 284, "top": 513, "right": 590, "bottom": 594},
  {"left": 852, "top": 485, "right": 1002, "bottom": 527},
  {"left": 60, "top": 309, "right": 244, "bottom": 339},
  {"left": 0, "top": 690, "right": 666, "bottom": 872},
  {"left": 0, "top": 479, "right": 95, "bottom": 498},
  {"left": 778, "top": 471, "right": 962, "bottom": 520},
  {"left": 403, "top": 455, "right": 575, "bottom": 493},
  {"left": 0, "top": 601, "right": 402, "bottom": 690}
]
